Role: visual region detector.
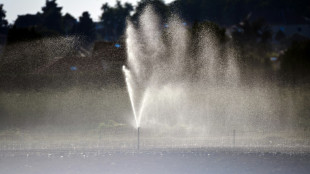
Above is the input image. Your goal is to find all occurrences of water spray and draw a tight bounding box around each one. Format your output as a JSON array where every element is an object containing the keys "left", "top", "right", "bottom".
[{"left": 123, "top": 65, "right": 141, "bottom": 150}]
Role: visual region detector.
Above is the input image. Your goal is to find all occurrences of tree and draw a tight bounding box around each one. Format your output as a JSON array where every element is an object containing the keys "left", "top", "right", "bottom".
[
  {"left": 6, "top": 26, "right": 42, "bottom": 44},
  {"left": 62, "top": 13, "right": 77, "bottom": 35},
  {"left": 0, "top": 4, "right": 8, "bottom": 34},
  {"left": 76, "top": 12, "right": 95, "bottom": 41},
  {"left": 170, "top": 0, "right": 310, "bottom": 25},
  {"left": 171, "top": 0, "right": 226, "bottom": 23},
  {"left": 191, "top": 21, "right": 227, "bottom": 43},
  {"left": 231, "top": 17, "right": 273, "bottom": 81},
  {"left": 275, "top": 30, "right": 286, "bottom": 42},
  {"left": 232, "top": 18, "right": 272, "bottom": 65},
  {"left": 14, "top": 13, "right": 42, "bottom": 28},
  {"left": 280, "top": 40, "right": 310, "bottom": 84},
  {"left": 132, "top": 0, "right": 169, "bottom": 23},
  {"left": 41, "top": 0, "right": 63, "bottom": 33},
  {"left": 101, "top": 1, "right": 133, "bottom": 41}
]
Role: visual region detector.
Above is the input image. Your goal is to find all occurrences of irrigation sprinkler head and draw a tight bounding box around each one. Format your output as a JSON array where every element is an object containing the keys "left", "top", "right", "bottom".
[{"left": 137, "top": 126, "right": 140, "bottom": 150}]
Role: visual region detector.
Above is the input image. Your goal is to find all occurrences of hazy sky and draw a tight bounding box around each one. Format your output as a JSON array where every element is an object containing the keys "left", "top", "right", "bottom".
[{"left": 1, "top": 0, "right": 175, "bottom": 23}]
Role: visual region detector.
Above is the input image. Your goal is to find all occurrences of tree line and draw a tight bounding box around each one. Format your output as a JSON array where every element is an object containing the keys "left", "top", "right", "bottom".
[
  {"left": 1, "top": 0, "right": 309, "bottom": 42},
  {"left": 0, "top": 0, "right": 309, "bottom": 85}
]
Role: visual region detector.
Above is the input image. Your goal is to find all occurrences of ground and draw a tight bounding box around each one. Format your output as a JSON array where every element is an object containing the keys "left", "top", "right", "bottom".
[{"left": 1, "top": 148, "right": 310, "bottom": 174}]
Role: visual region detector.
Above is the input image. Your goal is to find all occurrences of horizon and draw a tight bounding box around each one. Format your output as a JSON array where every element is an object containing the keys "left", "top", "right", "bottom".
[{"left": 1, "top": 0, "right": 175, "bottom": 23}]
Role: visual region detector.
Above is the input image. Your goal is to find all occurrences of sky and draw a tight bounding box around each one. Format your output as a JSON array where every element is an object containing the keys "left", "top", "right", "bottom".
[{"left": 1, "top": 0, "right": 175, "bottom": 23}]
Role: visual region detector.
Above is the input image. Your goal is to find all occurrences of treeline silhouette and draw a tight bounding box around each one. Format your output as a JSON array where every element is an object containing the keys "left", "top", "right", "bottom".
[
  {"left": 0, "top": 0, "right": 309, "bottom": 89},
  {"left": 1, "top": 0, "right": 310, "bottom": 42}
]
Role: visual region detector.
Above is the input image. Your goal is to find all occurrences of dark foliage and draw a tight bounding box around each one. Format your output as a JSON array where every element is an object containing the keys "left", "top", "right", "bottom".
[
  {"left": 41, "top": 0, "right": 63, "bottom": 33},
  {"left": 14, "top": 13, "right": 42, "bottom": 28},
  {"left": 171, "top": 0, "right": 310, "bottom": 25},
  {"left": 101, "top": 1, "right": 133, "bottom": 41},
  {"left": 132, "top": 0, "right": 169, "bottom": 23},
  {"left": 76, "top": 12, "right": 95, "bottom": 42},
  {"left": 6, "top": 26, "right": 42, "bottom": 44},
  {"left": 191, "top": 21, "right": 227, "bottom": 43},
  {"left": 0, "top": 4, "right": 8, "bottom": 34},
  {"left": 275, "top": 30, "right": 286, "bottom": 42},
  {"left": 232, "top": 18, "right": 272, "bottom": 67},
  {"left": 280, "top": 40, "right": 310, "bottom": 84},
  {"left": 62, "top": 13, "right": 77, "bottom": 35}
]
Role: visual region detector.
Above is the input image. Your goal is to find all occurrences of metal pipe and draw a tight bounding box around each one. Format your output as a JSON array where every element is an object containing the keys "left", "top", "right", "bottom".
[
  {"left": 138, "top": 127, "right": 140, "bottom": 150},
  {"left": 233, "top": 129, "right": 236, "bottom": 147}
]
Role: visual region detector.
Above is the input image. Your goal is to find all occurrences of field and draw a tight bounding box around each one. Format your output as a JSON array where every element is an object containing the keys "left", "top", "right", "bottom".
[{"left": 1, "top": 148, "right": 310, "bottom": 174}]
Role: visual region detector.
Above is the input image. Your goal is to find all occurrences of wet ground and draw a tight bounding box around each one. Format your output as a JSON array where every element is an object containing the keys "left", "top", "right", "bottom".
[{"left": 1, "top": 148, "right": 310, "bottom": 174}]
